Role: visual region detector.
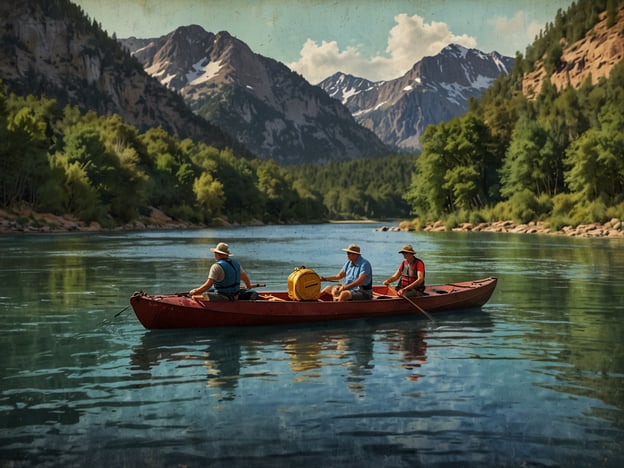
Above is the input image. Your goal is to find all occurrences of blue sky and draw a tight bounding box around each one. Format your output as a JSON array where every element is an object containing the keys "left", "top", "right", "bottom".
[{"left": 73, "top": 0, "right": 575, "bottom": 83}]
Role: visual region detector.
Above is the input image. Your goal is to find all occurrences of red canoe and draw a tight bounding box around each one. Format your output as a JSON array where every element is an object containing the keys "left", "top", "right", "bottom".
[{"left": 130, "top": 277, "right": 497, "bottom": 329}]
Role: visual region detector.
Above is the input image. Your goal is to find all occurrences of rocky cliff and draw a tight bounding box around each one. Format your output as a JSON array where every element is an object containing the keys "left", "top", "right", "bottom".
[
  {"left": 0, "top": 0, "right": 237, "bottom": 150},
  {"left": 522, "top": 6, "right": 624, "bottom": 97}
]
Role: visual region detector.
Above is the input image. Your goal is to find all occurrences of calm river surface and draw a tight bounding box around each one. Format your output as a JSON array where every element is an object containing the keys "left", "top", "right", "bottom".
[{"left": 1, "top": 223, "right": 623, "bottom": 467}]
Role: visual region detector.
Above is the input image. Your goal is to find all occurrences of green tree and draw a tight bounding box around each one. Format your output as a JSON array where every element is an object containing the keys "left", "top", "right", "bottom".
[
  {"left": 565, "top": 104, "right": 624, "bottom": 204},
  {"left": 255, "top": 160, "right": 296, "bottom": 221},
  {"left": 36, "top": 154, "right": 67, "bottom": 213},
  {"left": 1, "top": 95, "right": 54, "bottom": 207},
  {"left": 139, "top": 127, "right": 198, "bottom": 215},
  {"left": 55, "top": 155, "right": 103, "bottom": 221},
  {"left": 443, "top": 165, "right": 481, "bottom": 211},
  {"left": 62, "top": 125, "right": 115, "bottom": 218},
  {"left": 500, "top": 118, "right": 562, "bottom": 198},
  {"left": 93, "top": 114, "right": 149, "bottom": 221},
  {"left": 406, "top": 123, "right": 452, "bottom": 218},
  {"left": 0, "top": 85, "right": 11, "bottom": 205},
  {"left": 543, "top": 42, "right": 563, "bottom": 75},
  {"left": 406, "top": 114, "right": 496, "bottom": 217},
  {"left": 214, "top": 149, "right": 263, "bottom": 221},
  {"left": 193, "top": 172, "right": 225, "bottom": 221},
  {"left": 607, "top": 0, "right": 618, "bottom": 26}
]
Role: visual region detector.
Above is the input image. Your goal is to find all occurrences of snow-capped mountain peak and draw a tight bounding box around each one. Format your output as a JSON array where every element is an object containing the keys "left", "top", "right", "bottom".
[{"left": 318, "top": 44, "right": 514, "bottom": 150}]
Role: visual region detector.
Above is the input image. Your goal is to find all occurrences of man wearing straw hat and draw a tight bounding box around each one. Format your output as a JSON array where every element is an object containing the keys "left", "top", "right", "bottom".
[
  {"left": 190, "top": 242, "right": 252, "bottom": 301},
  {"left": 383, "top": 244, "right": 425, "bottom": 297},
  {"left": 319, "top": 244, "right": 373, "bottom": 302}
]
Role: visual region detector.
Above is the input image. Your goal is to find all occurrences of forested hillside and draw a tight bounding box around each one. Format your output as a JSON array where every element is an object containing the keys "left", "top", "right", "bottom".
[
  {"left": 406, "top": 0, "right": 624, "bottom": 229},
  {"left": 0, "top": 0, "right": 412, "bottom": 228},
  {"left": 0, "top": 86, "right": 330, "bottom": 226},
  {"left": 0, "top": 84, "right": 412, "bottom": 227},
  {"left": 2, "top": 0, "right": 622, "bottom": 231},
  {"left": 291, "top": 155, "right": 414, "bottom": 219}
]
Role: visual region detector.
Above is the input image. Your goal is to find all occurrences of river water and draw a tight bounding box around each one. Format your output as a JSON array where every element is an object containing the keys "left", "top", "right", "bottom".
[{"left": 1, "top": 223, "right": 623, "bottom": 467}]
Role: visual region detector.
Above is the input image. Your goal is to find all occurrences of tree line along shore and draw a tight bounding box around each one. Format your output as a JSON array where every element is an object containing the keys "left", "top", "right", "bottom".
[{"left": 2, "top": 207, "right": 622, "bottom": 239}]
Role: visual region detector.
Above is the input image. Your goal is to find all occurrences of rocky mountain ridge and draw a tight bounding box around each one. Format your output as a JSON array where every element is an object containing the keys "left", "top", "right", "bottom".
[
  {"left": 319, "top": 45, "right": 514, "bottom": 151},
  {"left": 122, "top": 27, "right": 390, "bottom": 165},
  {"left": 0, "top": 0, "right": 238, "bottom": 151}
]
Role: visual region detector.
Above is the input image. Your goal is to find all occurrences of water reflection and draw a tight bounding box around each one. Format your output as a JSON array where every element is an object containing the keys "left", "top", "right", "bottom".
[
  {"left": 130, "top": 313, "right": 493, "bottom": 403},
  {"left": 341, "top": 333, "right": 375, "bottom": 396},
  {"left": 387, "top": 328, "right": 428, "bottom": 381},
  {"left": 2, "top": 227, "right": 624, "bottom": 466}
]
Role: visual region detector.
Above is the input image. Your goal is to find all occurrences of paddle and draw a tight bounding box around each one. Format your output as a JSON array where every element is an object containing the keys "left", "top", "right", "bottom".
[
  {"left": 64, "top": 304, "right": 131, "bottom": 341},
  {"left": 388, "top": 286, "right": 435, "bottom": 322}
]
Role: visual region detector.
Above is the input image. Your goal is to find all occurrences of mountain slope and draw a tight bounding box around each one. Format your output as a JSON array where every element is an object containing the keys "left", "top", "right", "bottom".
[
  {"left": 522, "top": 6, "right": 624, "bottom": 97},
  {"left": 0, "top": 0, "right": 239, "bottom": 151},
  {"left": 319, "top": 45, "right": 514, "bottom": 151},
  {"left": 122, "top": 27, "right": 390, "bottom": 165}
]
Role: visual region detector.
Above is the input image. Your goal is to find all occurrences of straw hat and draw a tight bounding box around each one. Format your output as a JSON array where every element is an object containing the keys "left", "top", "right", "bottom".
[
  {"left": 399, "top": 244, "right": 416, "bottom": 254},
  {"left": 342, "top": 244, "right": 361, "bottom": 254},
  {"left": 210, "top": 242, "right": 231, "bottom": 256}
]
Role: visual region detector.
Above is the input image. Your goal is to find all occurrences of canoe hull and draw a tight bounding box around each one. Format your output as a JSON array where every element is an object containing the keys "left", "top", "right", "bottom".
[{"left": 130, "top": 277, "right": 497, "bottom": 329}]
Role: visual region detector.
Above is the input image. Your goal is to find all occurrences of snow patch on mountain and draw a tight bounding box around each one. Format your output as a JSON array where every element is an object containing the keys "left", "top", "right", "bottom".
[
  {"left": 187, "top": 59, "right": 224, "bottom": 85},
  {"left": 318, "top": 44, "right": 514, "bottom": 151}
]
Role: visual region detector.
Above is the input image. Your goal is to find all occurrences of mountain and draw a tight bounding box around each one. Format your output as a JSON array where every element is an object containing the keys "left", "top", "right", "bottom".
[
  {"left": 319, "top": 45, "right": 514, "bottom": 151},
  {"left": 121, "top": 27, "right": 390, "bottom": 165},
  {"left": 522, "top": 6, "right": 624, "bottom": 98},
  {"left": 0, "top": 0, "right": 240, "bottom": 152},
  {"left": 319, "top": 74, "right": 376, "bottom": 104}
]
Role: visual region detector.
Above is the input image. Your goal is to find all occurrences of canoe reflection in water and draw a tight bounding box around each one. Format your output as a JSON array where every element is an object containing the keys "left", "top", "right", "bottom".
[
  {"left": 387, "top": 328, "right": 428, "bottom": 381},
  {"left": 129, "top": 312, "right": 493, "bottom": 401},
  {"left": 202, "top": 340, "right": 242, "bottom": 399}
]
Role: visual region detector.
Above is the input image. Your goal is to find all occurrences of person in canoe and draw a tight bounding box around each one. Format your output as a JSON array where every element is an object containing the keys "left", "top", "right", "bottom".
[
  {"left": 382, "top": 244, "right": 425, "bottom": 297},
  {"left": 190, "top": 242, "right": 252, "bottom": 301},
  {"left": 319, "top": 243, "right": 373, "bottom": 301}
]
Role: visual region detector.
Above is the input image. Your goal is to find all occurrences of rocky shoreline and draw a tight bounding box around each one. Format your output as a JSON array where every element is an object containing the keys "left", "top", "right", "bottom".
[
  {"left": 0, "top": 207, "right": 203, "bottom": 234},
  {"left": 382, "top": 218, "right": 624, "bottom": 238},
  {"left": 1, "top": 207, "right": 623, "bottom": 239}
]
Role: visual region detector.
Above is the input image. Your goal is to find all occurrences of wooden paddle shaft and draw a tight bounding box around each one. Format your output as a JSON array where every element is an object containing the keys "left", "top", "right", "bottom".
[
  {"left": 401, "top": 293, "right": 435, "bottom": 321},
  {"left": 388, "top": 286, "right": 434, "bottom": 321}
]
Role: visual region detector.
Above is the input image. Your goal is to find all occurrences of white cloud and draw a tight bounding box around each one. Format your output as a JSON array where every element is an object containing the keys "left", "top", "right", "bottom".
[{"left": 288, "top": 13, "right": 477, "bottom": 84}]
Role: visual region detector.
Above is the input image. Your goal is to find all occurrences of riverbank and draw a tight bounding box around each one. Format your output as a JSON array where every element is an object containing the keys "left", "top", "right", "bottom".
[
  {"left": 1, "top": 207, "right": 622, "bottom": 238},
  {"left": 379, "top": 218, "right": 623, "bottom": 238},
  {"left": 0, "top": 207, "right": 205, "bottom": 234}
]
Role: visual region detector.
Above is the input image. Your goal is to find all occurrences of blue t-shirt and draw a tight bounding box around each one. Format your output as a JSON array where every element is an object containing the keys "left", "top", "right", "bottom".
[{"left": 342, "top": 256, "right": 373, "bottom": 290}]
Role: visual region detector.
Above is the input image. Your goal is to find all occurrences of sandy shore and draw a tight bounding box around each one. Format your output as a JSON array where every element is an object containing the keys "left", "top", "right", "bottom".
[{"left": 1, "top": 207, "right": 622, "bottom": 238}]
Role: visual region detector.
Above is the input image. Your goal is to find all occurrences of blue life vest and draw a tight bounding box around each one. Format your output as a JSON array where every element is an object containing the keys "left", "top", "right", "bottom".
[{"left": 214, "top": 259, "right": 241, "bottom": 294}]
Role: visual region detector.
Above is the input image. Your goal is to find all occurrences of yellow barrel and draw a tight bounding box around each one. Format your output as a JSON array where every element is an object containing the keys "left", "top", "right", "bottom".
[{"left": 287, "top": 267, "right": 321, "bottom": 301}]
